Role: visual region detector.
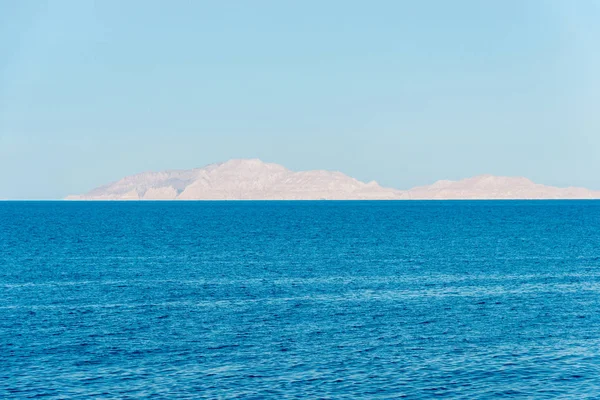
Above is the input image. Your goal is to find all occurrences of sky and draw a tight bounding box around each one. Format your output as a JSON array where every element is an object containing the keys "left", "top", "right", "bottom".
[{"left": 1, "top": 0, "right": 599, "bottom": 199}]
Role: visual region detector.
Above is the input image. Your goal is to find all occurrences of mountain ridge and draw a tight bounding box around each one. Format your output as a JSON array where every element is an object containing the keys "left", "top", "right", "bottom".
[{"left": 66, "top": 159, "right": 600, "bottom": 200}]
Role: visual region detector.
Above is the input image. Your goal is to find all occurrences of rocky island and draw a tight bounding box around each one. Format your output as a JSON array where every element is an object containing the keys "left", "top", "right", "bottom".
[{"left": 66, "top": 159, "right": 600, "bottom": 200}]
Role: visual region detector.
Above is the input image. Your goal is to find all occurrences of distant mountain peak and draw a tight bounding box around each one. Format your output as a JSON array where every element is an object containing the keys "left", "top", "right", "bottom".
[
  {"left": 67, "top": 159, "right": 402, "bottom": 200},
  {"left": 219, "top": 158, "right": 268, "bottom": 167},
  {"left": 406, "top": 174, "right": 599, "bottom": 200}
]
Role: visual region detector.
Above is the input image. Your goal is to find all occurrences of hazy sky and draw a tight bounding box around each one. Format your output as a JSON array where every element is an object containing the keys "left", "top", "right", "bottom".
[{"left": 1, "top": 1, "right": 599, "bottom": 199}]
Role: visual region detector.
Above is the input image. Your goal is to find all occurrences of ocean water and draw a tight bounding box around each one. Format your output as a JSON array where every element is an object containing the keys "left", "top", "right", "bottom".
[{"left": 2, "top": 201, "right": 600, "bottom": 398}]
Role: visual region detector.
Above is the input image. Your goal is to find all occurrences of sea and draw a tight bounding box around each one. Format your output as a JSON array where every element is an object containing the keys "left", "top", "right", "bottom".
[{"left": 1, "top": 201, "right": 600, "bottom": 398}]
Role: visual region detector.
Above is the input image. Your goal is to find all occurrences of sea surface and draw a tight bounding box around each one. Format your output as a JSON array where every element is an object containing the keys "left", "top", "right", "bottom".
[{"left": 2, "top": 201, "right": 600, "bottom": 398}]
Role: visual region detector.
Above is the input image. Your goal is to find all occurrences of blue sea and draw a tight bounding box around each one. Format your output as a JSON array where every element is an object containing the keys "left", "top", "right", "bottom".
[{"left": 2, "top": 201, "right": 600, "bottom": 398}]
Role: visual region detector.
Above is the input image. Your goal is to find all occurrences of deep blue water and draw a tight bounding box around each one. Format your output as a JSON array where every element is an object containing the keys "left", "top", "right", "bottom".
[{"left": 2, "top": 201, "right": 600, "bottom": 398}]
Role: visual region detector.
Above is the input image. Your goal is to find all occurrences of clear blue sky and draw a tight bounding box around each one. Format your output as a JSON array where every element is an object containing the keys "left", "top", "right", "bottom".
[{"left": 1, "top": 0, "right": 599, "bottom": 199}]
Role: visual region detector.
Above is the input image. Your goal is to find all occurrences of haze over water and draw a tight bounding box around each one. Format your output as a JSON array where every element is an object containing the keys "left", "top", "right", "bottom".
[{"left": 2, "top": 201, "right": 600, "bottom": 398}]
